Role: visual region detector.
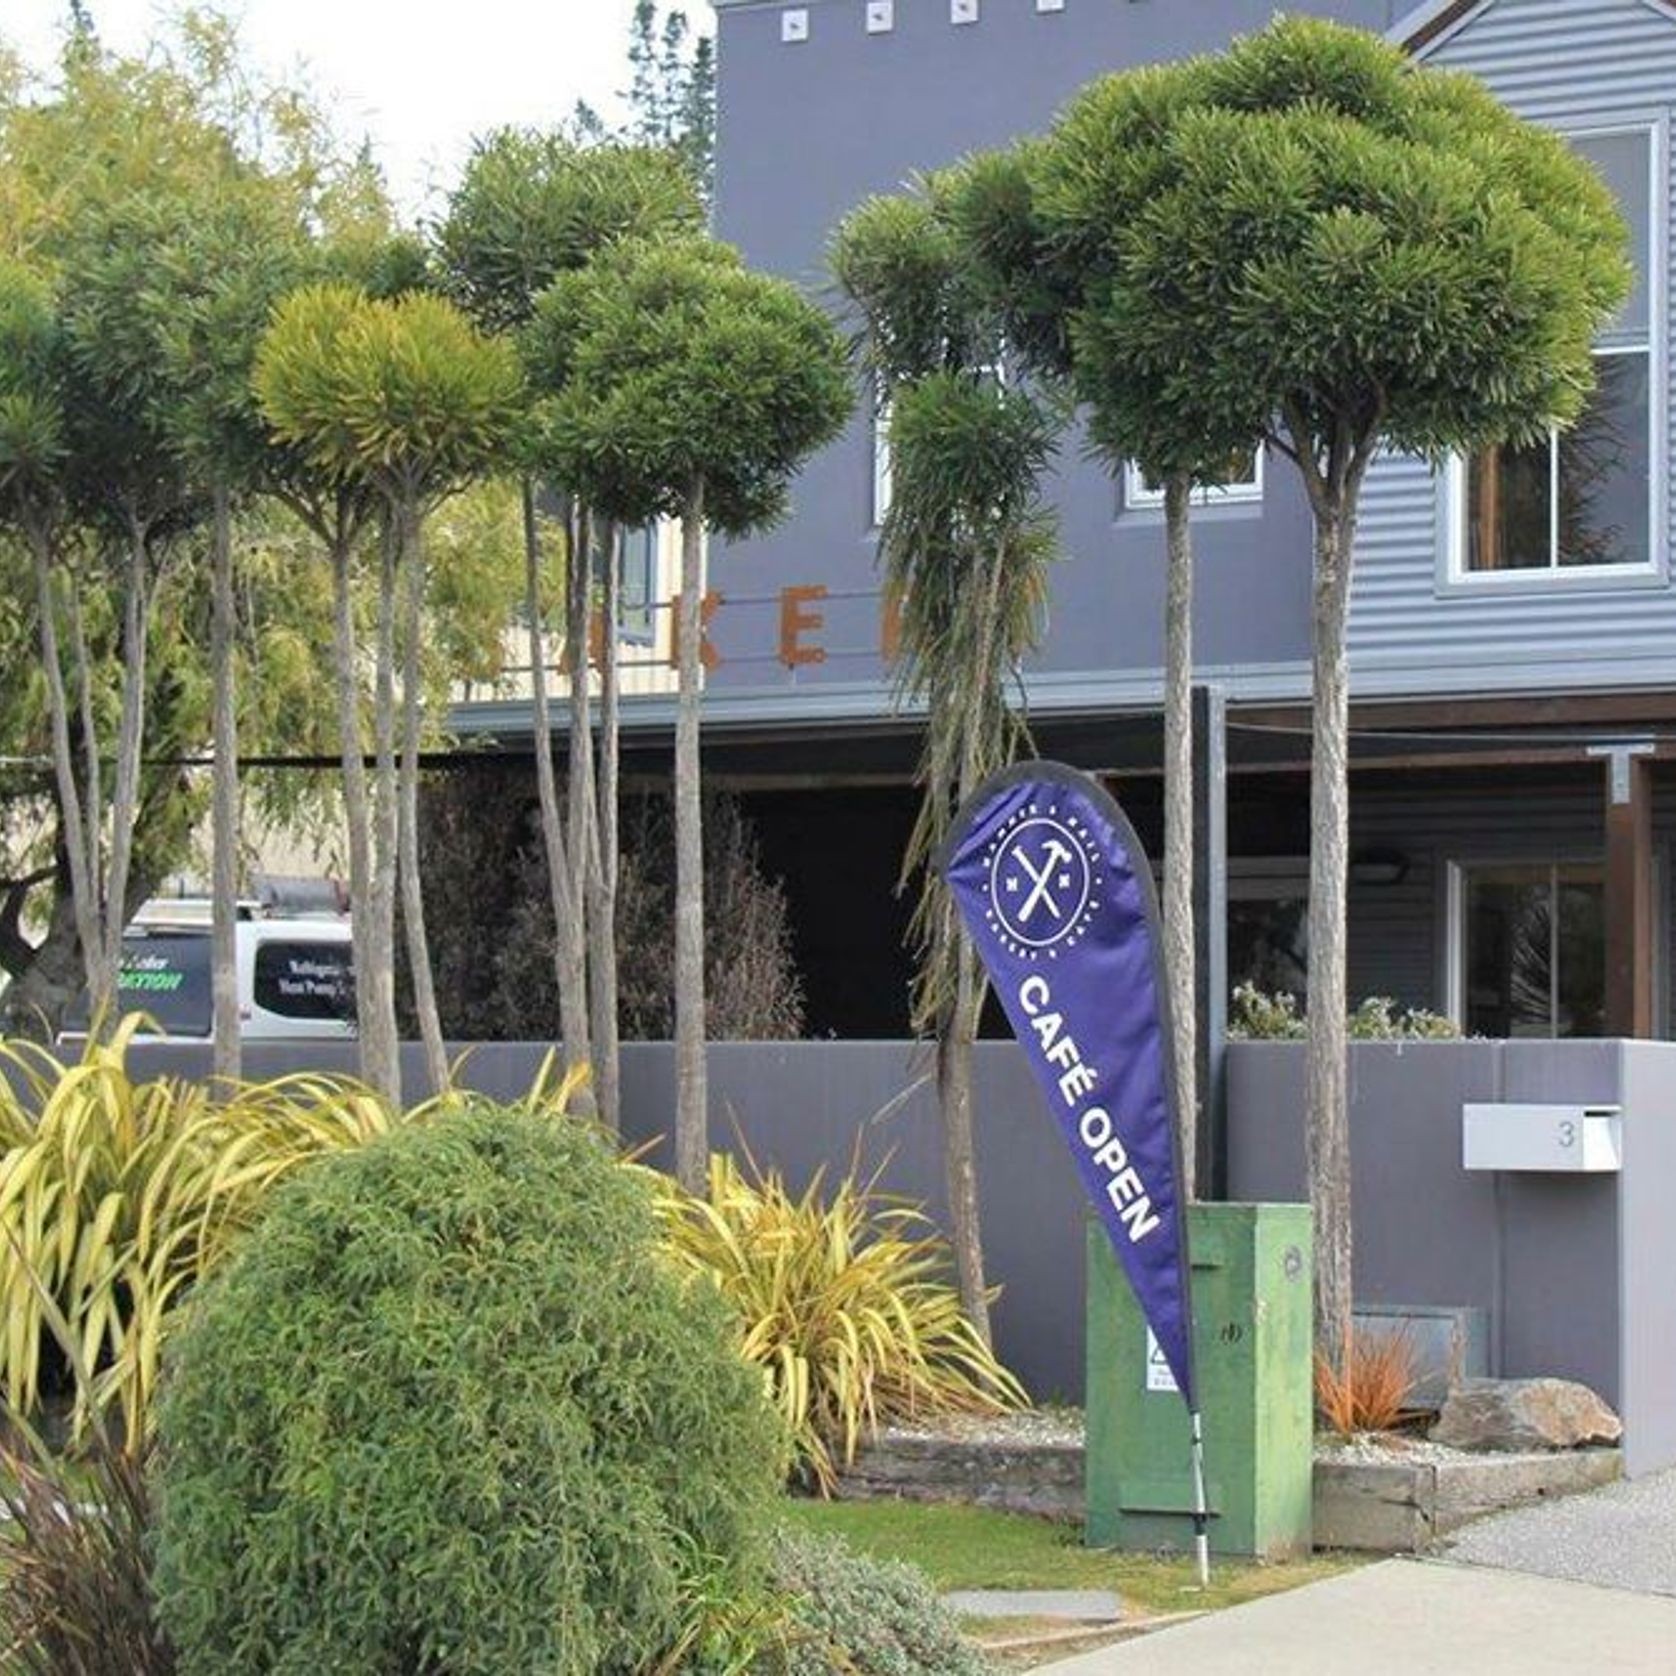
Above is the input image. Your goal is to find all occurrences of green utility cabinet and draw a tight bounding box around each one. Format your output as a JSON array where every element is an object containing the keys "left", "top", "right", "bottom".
[{"left": 1085, "top": 1203, "right": 1313, "bottom": 1559}]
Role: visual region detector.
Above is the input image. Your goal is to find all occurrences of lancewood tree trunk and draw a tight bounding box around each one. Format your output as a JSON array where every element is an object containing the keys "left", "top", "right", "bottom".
[
  {"left": 673, "top": 481, "right": 709, "bottom": 1194},
  {"left": 101, "top": 522, "right": 153, "bottom": 1021},
  {"left": 564, "top": 505, "right": 599, "bottom": 1119},
  {"left": 209, "top": 481, "right": 242, "bottom": 1085},
  {"left": 364, "top": 516, "right": 403, "bottom": 1107},
  {"left": 522, "top": 482, "right": 591, "bottom": 1083},
  {"left": 397, "top": 502, "right": 449, "bottom": 1097},
  {"left": 26, "top": 524, "right": 102, "bottom": 1014},
  {"left": 330, "top": 535, "right": 390, "bottom": 1095},
  {"left": 936, "top": 532, "right": 1012, "bottom": 1348},
  {"left": 1162, "top": 473, "right": 1197, "bottom": 1198},
  {"left": 1304, "top": 495, "right": 1359, "bottom": 1367},
  {"left": 587, "top": 521, "right": 624, "bottom": 1135}
]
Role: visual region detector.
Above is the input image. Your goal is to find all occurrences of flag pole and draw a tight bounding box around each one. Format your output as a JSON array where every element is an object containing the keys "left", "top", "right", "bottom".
[{"left": 1189, "top": 1408, "right": 1210, "bottom": 1586}]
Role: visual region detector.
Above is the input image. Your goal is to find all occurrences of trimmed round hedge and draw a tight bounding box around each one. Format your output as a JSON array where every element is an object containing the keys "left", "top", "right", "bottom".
[{"left": 152, "top": 1106, "right": 784, "bottom": 1675}]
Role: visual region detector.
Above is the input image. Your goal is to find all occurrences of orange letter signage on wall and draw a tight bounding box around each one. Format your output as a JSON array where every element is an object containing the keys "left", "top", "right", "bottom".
[
  {"left": 668, "top": 591, "right": 724, "bottom": 672},
  {"left": 779, "top": 584, "right": 828, "bottom": 668}
]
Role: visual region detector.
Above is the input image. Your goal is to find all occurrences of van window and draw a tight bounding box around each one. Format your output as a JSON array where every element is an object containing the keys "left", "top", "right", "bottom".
[
  {"left": 253, "top": 941, "right": 355, "bottom": 1021},
  {"left": 60, "top": 935, "right": 214, "bottom": 1037}
]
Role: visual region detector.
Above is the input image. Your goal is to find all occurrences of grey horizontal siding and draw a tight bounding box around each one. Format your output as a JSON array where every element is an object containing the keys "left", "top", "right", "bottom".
[
  {"left": 1349, "top": 0, "right": 1676, "bottom": 694},
  {"left": 1336, "top": 773, "right": 1676, "bottom": 1033}
]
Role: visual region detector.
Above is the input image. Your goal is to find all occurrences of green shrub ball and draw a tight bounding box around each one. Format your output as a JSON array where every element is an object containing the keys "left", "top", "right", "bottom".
[{"left": 153, "top": 1106, "right": 785, "bottom": 1675}]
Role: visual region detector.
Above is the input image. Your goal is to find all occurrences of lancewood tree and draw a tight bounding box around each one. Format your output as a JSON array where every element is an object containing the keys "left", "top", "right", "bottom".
[
  {"left": 532, "top": 236, "right": 850, "bottom": 1190},
  {"left": 441, "top": 130, "right": 701, "bottom": 1130},
  {"left": 832, "top": 189, "right": 1059, "bottom": 1340},
  {"left": 256, "top": 285, "right": 522, "bottom": 1099},
  {"left": 945, "top": 71, "right": 1270, "bottom": 1198},
  {"left": 1028, "top": 16, "right": 1628, "bottom": 1357}
]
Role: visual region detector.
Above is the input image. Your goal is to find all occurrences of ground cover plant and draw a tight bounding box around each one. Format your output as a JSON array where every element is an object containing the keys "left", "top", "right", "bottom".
[
  {"left": 152, "top": 1103, "right": 785, "bottom": 1675},
  {"left": 653, "top": 1153, "right": 1027, "bottom": 1492},
  {"left": 758, "top": 1524, "right": 991, "bottom": 1676}
]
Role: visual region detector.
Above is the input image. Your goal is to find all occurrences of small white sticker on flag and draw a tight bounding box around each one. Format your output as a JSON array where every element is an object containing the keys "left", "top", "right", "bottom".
[{"left": 1146, "top": 1326, "right": 1179, "bottom": 1394}]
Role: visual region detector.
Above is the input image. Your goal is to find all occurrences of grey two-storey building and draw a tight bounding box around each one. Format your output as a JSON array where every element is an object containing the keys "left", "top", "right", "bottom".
[{"left": 462, "top": 0, "right": 1676, "bottom": 1051}]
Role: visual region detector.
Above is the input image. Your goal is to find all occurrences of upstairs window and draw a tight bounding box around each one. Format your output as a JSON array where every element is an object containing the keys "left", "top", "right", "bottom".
[
  {"left": 617, "top": 525, "right": 659, "bottom": 643},
  {"left": 1455, "top": 125, "right": 1658, "bottom": 580}
]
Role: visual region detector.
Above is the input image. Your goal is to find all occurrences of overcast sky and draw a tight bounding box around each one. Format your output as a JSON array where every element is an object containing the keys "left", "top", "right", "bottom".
[{"left": 5, "top": 1, "right": 712, "bottom": 216}]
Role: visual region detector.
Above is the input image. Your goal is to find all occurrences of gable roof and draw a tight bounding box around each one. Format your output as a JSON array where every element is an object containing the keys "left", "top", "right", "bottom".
[{"left": 1391, "top": 0, "right": 1676, "bottom": 56}]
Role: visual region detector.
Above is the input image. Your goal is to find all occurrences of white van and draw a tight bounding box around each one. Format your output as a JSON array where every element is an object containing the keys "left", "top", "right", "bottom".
[{"left": 59, "top": 890, "right": 355, "bottom": 1045}]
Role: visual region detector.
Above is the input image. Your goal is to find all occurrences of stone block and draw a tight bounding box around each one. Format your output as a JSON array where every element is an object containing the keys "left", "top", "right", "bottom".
[{"left": 1431, "top": 1379, "right": 1622, "bottom": 1452}]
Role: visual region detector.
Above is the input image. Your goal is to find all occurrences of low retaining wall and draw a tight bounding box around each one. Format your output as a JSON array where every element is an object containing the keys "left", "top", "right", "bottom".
[
  {"left": 1311, "top": 1449, "right": 1623, "bottom": 1552},
  {"left": 838, "top": 1429, "right": 1084, "bottom": 1522},
  {"left": 839, "top": 1431, "right": 1625, "bottom": 1553}
]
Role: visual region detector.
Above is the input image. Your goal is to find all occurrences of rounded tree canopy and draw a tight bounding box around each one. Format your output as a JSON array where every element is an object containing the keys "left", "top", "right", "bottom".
[
  {"left": 529, "top": 235, "right": 853, "bottom": 536},
  {"left": 438, "top": 129, "right": 704, "bottom": 336},
  {"left": 255, "top": 284, "right": 523, "bottom": 502},
  {"left": 965, "top": 15, "right": 1630, "bottom": 484}
]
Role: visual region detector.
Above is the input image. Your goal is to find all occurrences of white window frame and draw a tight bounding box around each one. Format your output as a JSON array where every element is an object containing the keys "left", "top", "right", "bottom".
[
  {"left": 872, "top": 388, "right": 893, "bottom": 529},
  {"left": 1125, "top": 449, "right": 1264, "bottom": 511},
  {"left": 1443, "top": 116, "right": 1667, "bottom": 593}
]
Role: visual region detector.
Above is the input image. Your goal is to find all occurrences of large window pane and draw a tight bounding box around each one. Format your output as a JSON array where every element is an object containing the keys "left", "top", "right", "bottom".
[
  {"left": 1467, "top": 437, "right": 1550, "bottom": 570},
  {"left": 1573, "top": 131, "right": 1650, "bottom": 342},
  {"left": 1463, "top": 863, "right": 1604, "bottom": 1038},
  {"left": 1229, "top": 895, "right": 1309, "bottom": 1002},
  {"left": 1558, "top": 352, "right": 1650, "bottom": 568}
]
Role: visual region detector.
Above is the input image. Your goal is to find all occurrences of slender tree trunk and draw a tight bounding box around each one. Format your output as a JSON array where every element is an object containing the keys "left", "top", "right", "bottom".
[
  {"left": 101, "top": 524, "right": 152, "bottom": 1018},
  {"left": 673, "top": 481, "right": 708, "bottom": 1193},
  {"left": 1305, "top": 498, "right": 1358, "bottom": 1366},
  {"left": 588, "top": 521, "right": 623, "bottom": 1135},
  {"left": 564, "top": 504, "right": 599, "bottom": 1118},
  {"left": 209, "top": 481, "right": 242, "bottom": 1085},
  {"left": 27, "top": 525, "right": 102, "bottom": 1013},
  {"left": 942, "top": 932, "right": 991, "bottom": 1344},
  {"left": 523, "top": 483, "right": 591, "bottom": 1081},
  {"left": 68, "top": 587, "right": 105, "bottom": 966},
  {"left": 1162, "top": 474, "right": 1197, "bottom": 1198},
  {"left": 330, "top": 537, "right": 387, "bottom": 1093},
  {"left": 365, "top": 515, "right": 403, "bottom": 1106},
  {"left": 936, "top": 532, "right": 1012, "bottom": 1346},
  {"left": 397, "top": 501, "right": 448, "bottom": 1096}
]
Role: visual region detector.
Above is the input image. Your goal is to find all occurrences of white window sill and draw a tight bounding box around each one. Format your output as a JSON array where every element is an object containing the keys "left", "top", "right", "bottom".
[{"left": 1437, "top": 562, "right": 1667, "bottom": 599}]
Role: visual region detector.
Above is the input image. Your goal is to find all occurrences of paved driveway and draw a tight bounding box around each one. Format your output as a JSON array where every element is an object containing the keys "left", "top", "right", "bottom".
[{"left": 1441, "top": 1466, "right": 1676, "bottom": 1596}]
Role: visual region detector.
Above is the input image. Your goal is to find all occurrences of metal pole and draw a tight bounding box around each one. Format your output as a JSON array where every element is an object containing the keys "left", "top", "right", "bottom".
[{"left": 1189, "top": 1408, "right": 1210, "bottom": 1586}]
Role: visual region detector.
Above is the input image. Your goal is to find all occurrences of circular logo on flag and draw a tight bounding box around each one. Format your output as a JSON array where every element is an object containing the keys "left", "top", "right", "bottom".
[{"left": 983, "top": 805, "right": 1103, "bottom": 957}]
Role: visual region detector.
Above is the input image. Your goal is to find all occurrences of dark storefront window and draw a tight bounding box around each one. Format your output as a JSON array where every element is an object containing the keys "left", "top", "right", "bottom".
[{"left": 1462, "top": 863, "right": 1605, "bottom": 1038}]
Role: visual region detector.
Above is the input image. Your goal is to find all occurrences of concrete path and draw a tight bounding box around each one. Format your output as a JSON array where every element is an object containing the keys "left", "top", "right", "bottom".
[
  {"left": 1031, "top": 1559, "right": 1676, "bottom": 1674},
  {"left": 1443, "top": 1466, "right": 1676, "bottom": 1595}
]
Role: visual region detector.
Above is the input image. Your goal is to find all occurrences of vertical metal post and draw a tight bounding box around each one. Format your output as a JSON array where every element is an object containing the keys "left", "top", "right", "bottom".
[
  {"left": 1192, "top": 684, "right": 1229, "bottom": 1198},
  {"left": 1592, "top": 742, "right": 1655, "bottom": 1039}
]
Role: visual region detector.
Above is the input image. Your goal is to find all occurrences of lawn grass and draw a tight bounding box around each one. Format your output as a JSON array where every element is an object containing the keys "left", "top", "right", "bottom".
[{"left": 780, "top": 1497, "right": 1358, "bottom": 1618}]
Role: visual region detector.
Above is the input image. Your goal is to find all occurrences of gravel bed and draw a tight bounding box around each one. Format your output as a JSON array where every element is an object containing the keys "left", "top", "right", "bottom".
[
  {"left": 1442, "top": 1467, "right": 1676, "bottom": 1596},
  {"left": 874, "top": 1409, "right": 1087, "bottom": 1448},
  {"left": 1314, "top": 1432, "right": 1480, "bottom": 1467}
]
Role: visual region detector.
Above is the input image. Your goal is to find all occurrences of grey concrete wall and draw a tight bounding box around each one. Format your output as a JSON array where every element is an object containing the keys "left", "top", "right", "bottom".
[
  {"left": 1616, "top": 1042, "right": 1676, "bottom": 1477},
  {"left": 120, "top": 1032, "right": 1676, "bottom": 1471},
  {"left": 1228, "top": 1038, "right": 1676, "bottom": 1474},
  {"left": 127, "top": 1037, "right": 1092, "bottom": 1403},
  {"left": 1228, "top": 1041, "right": 1624, "bottom": 1401}
]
